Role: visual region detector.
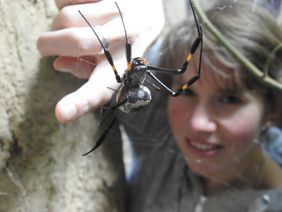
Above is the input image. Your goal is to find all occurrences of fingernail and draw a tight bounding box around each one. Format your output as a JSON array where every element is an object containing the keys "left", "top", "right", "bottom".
[
  {"left": 61, "top": 104, "right": 77, "bottom": 121},
  {"left": 54, "top": 66, "right": 70, "bottom": 73}
]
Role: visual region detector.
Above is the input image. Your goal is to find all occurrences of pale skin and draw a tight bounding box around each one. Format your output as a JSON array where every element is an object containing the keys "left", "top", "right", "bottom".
[
  {"left": 37, "top": 0, "right": 165, "bottom": 123},
  {"left": 168, "top": 61, "right": 282, "bottom": 194}
]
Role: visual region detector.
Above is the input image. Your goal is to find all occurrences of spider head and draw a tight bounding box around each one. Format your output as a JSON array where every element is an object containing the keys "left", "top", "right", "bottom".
[
  {"left": 131, "top": 57, "right": 147, "bottom": 71},
  {"left": 126, "top": 57, "right": 148, "bottom": 87}
]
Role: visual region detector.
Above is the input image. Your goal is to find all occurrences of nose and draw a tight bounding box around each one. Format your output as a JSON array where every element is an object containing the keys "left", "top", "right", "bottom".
[{"left": 189, "top": 105, "right": 217, "bottom": 133}]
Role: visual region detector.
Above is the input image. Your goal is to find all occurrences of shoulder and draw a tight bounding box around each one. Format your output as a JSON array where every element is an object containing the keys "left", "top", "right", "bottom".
[
  {"left": 207, "top": 188, "right": 282, "bottom": 212},
  {"left": 248, "top": 188, "right": 282, "bottom": 212},
  {"left": 261, "top": 126, "right": 282, "bottom": 167}
]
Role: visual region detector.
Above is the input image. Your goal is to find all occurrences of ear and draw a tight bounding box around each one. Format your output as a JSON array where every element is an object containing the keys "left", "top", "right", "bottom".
[
  {"left": 263, "top": 109, "right": 281, "bottom": 126},
  {"left": 262, "top": 94, "right": 281, "bottom": 123}
]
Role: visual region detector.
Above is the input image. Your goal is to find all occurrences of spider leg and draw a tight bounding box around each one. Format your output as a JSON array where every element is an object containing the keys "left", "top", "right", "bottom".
[
  {"left": 147, "top": 70, "right": 180, "bottom": 96},
  {"left": 147, "top": 34, "right": 202, "bottom": 96},
  {"left": 111, "top": 98, "right": 128, "bottom": 110},
  {"left": 114, "top": 2, "right": 132, "bottom": 71},
  {"left": 78, "top": 10, "right": 122, "bottom": 83},
  {"left": 144, "top": 79, "right": 161, "bottom": 91},
  {"left": 82, "top": 97, "right": 128, "bottom": 156},
  {"left": 82, "top": 111, "right": 117, "bottom": 156},
  {"left": 147, "top": 0, "right": 203, "bottom": 96}
]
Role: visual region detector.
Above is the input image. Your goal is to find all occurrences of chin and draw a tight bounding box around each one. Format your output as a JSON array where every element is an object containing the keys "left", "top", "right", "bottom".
[{"left": 186, "top": 158, "right": 220, "bottom": 178}]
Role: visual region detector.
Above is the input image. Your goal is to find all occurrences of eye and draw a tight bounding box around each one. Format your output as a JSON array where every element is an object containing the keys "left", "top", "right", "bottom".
[{"left": 219, "top": 94, "right": 242, "bottom": 104}]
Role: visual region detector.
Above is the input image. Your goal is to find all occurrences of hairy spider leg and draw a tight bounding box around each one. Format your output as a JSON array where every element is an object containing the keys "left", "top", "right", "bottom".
[
  {"left": 82, "top": 110, "right": 117, "bottom": 156},
  {"left": 82, "top": 96, "right": 129, "bottom": 156},
  {"left": 78, "top": 2, "right": 132, "bottom": 82},
  {"left": 78, "top": 10, "right": 121, "bottom": 82},
  {"left": 114, "top": 2, "right": 132, "bottom": 71},
  {"left": 79, "top": 2, "right": 136, "bottom": 155},
  {"left": 146, "top": 0, "right": 203, "bottom": 97}
]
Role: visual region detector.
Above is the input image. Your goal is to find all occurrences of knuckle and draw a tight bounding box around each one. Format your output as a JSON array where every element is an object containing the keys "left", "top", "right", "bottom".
[
  {"left": 55, "top": 6, "right": 76, "bottom": 29},
  {"left": 66, "top": 29, "right": 83, "bottom": 49},
  {"left": 65, "top": 29, "right": 93, "bottom": 54}
]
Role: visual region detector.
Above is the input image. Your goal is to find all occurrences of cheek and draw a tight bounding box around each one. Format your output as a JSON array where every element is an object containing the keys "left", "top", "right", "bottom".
[
  {"left": 167, "top": 98, "right": 187, "bottom": 135},
  {"left": 220, "top": 107, "right": 263, "bottom": 144}
]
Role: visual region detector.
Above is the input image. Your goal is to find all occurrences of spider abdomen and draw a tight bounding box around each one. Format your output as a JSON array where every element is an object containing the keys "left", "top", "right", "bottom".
[{"left": 117, "top": 85, "right": 152, "bottom": 113}]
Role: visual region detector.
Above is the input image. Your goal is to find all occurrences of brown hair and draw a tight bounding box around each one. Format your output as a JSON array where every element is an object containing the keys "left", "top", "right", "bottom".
[{"left": 158, "top": 0, "right": 282, "bottom": 123}]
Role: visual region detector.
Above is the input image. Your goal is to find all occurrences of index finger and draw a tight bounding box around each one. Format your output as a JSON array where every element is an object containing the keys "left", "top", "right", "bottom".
[
  {"left": 55, "top": 0, "right": 102, "bottom": 10},
  {"left": 55, "top": 59, "right": 119, "bottom": 123}
]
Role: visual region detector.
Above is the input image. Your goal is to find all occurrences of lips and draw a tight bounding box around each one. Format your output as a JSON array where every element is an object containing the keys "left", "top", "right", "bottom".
[{"left": 185, "top": 139, "right": 224, "bottom": 157}]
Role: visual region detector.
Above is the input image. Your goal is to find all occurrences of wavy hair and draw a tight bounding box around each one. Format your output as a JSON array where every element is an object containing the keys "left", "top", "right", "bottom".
[{"left": 158, "top": 0, "right": 282, "bottom": 123}]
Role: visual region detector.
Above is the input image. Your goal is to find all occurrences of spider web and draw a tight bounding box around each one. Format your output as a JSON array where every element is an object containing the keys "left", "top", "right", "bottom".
[
  {"left": 118, "top": 1, "right": 282, "bottom": 211},
  {"left": 69, "top": 0, "right": 282, "bottom": 211}
]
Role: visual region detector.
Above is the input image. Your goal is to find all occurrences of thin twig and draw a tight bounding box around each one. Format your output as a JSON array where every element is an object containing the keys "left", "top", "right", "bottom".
[{"left": 190, "top": 0, "right": 282, "bottom": 91}]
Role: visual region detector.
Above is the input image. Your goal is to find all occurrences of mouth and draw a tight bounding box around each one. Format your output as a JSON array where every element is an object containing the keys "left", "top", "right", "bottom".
[{"left": 186, "top": 139, "right": 224, "bottom": 157}]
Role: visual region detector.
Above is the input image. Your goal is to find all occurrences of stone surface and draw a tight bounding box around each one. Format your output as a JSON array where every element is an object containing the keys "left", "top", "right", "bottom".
[{"left": 0, "top": 1, "right": 125, "bottom": 211}]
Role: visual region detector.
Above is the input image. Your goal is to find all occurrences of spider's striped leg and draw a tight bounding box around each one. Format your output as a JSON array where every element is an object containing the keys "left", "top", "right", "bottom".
[
  {"left": 146, "top": 71, "right": 180, "bottom": 96},
  {"left": 114, "top": 2, "right": 132, "bottom": 71},
  {"left": 146, "top": 0, "right": 203, "bottom": 96},
  {"left": 78, "top": 10, "right": 122, "bottom": 83},
  {"left": 82, "top": 110, "right": 117, "bottom": 156},
  {"left": 175, "top": 0, "right": 204, "bottom": 91},
  {"left": 82, "top": 95, "right": 128, "bottom": 156},
  {"left": 146, "top": 31, "right": 203, "bottom": 97}
]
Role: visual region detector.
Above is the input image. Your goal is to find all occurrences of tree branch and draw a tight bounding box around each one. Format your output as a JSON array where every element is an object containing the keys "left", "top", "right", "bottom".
[{"left": 190, "top": 0, "right": 282, "bottom": 91}]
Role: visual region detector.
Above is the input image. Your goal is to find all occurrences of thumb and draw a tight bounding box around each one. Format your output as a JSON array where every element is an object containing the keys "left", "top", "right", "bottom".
[{"left": 55, "top": 61, "right": 119, "bottom": 123}]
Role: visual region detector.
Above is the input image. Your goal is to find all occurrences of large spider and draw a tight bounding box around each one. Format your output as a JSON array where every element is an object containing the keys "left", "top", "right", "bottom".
[{"left": 78, "top": 0, "right": 203, "bottom": 155}]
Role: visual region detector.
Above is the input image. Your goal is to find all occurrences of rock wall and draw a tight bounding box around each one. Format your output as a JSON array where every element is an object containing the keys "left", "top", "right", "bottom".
[{"left": 0, "top": 1, "right": 125, "bottom": 211}]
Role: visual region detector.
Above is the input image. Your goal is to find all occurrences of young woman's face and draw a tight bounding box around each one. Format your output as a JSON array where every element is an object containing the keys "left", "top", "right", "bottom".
[{"left": 168, "top": 63, "right": 266, "bottom": 178}]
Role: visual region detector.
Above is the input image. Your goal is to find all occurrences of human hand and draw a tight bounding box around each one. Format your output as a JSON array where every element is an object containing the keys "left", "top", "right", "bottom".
[{"left": 37, "top": 0, "right": 165, "bottom": 123}]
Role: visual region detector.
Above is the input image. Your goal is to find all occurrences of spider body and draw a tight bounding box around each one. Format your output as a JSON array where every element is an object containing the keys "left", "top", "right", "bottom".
[
  {"left": 116, "top": 57, "right": 151, "bottom": 113},
  {"left": 116, "top": 84, "right": 151, "bottom": 113},
  {"left": 78, "top": 0, "right": 203, "bottom": 155},
  {"left": 126, "top": 57, "right": 147, "bottom": 88}
]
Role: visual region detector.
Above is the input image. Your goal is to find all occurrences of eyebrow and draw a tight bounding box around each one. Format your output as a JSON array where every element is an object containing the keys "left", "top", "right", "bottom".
[
  {"left": 209, "top": 72, "right": 246, "bottom": 93},
  {"left": 216, "top": 89, "right": 245, "bottom": 96},
  {"left": 212, "top": 81, "right": 247, "bottom": 93}
]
